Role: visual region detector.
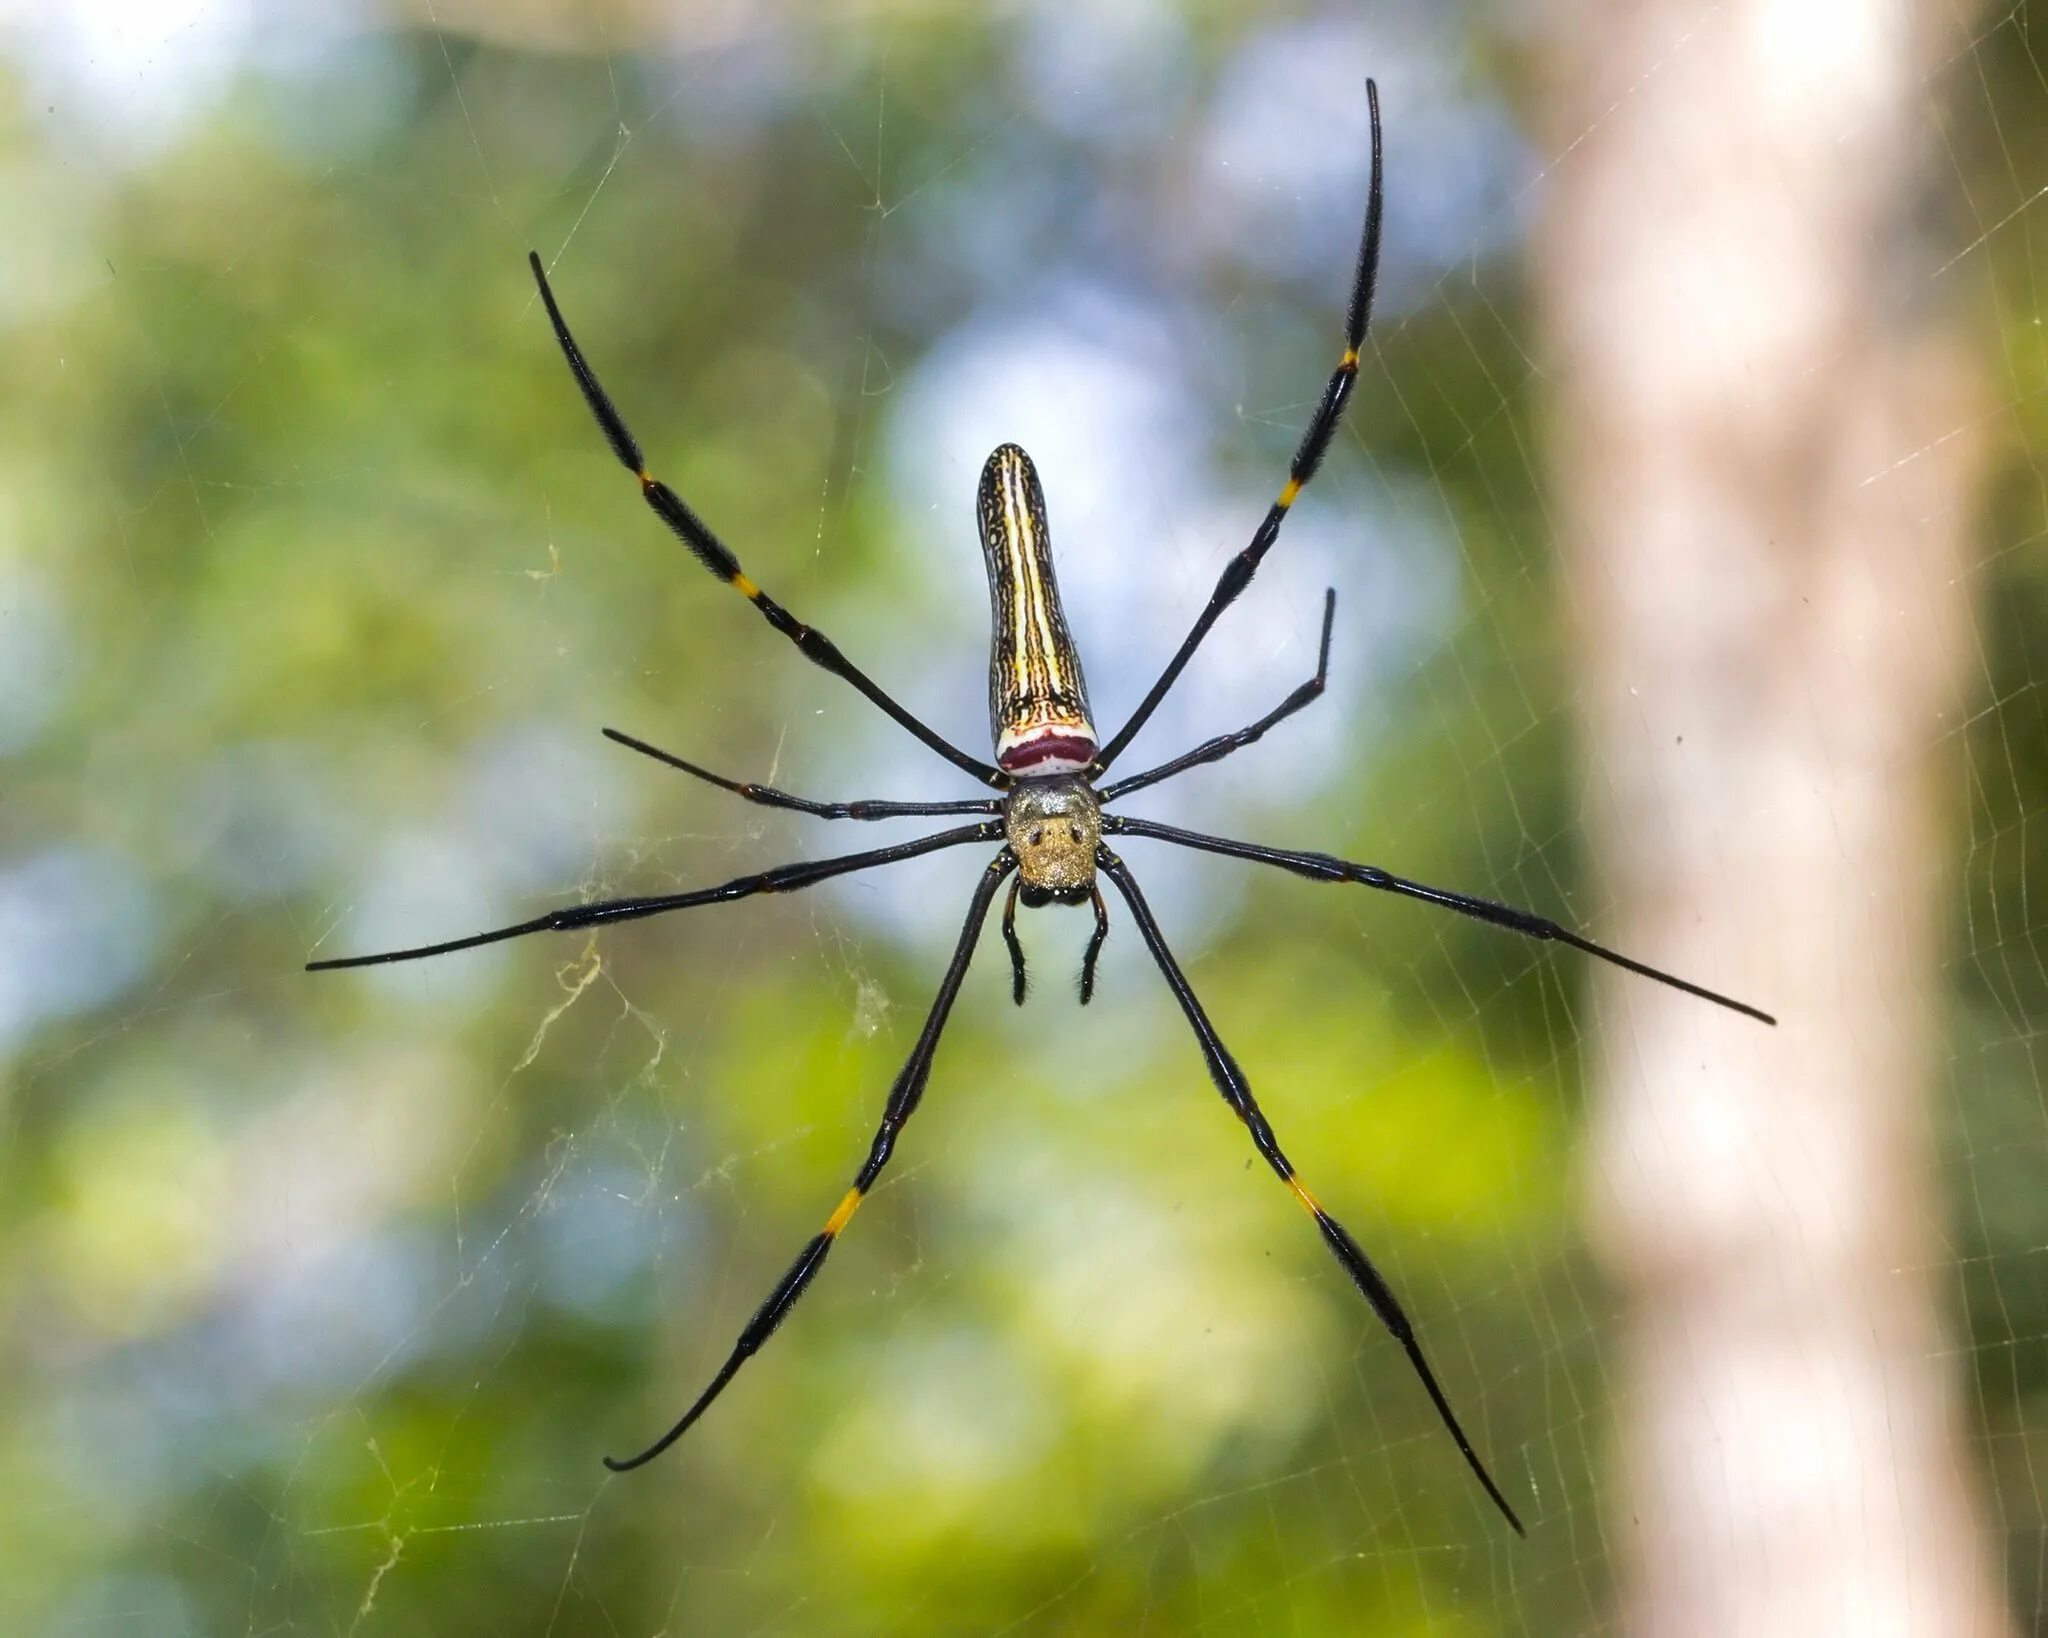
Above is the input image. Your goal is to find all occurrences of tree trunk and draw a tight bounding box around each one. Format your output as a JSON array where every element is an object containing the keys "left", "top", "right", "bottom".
[{"left": 1535, "top": 4, "right": 2009, "bottom": 1633}]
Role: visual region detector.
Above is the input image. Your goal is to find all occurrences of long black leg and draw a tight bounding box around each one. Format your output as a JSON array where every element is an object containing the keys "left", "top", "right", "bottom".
[
  {"left": 1108, "top": 816, "right": 1775, "bottom": 1025},
  {"left": 306, "top": 822, "right": 1000, "bottom": 971},
  {"left": 1001, "top": 876, "right": 1028, "bottom": 1004},
  {"left": 1097, "top": 590, "right": 1336, "bottom": 805},
  {"left": 1091, "top": 82, "right": 1381, "bottom": 775},
  {"left": 604, "top": 849, "right": 1017, "bottom": 1472},
  {"left": 604, "top": 728, "right": 1002, "bottom": 822},
  {"left": 1078, "top": 887, "right": 1109, "bottom": 1004},
  {"left": 528, "top": 253, "right": 1003, "bottom": 790},
  {"left": 1098, "top": 847, "right": 1525, "bottom": 1535}
]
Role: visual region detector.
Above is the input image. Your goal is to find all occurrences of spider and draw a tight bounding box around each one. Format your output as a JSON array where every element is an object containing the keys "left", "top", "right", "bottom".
[{"left": 309, "top": 82, "right": 1772, "bottom": 1534}]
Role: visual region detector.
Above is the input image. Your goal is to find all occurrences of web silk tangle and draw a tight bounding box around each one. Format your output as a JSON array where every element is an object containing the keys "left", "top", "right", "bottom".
[{"left": 307, "top": 81, "right": 1773, "bottom": 1536}]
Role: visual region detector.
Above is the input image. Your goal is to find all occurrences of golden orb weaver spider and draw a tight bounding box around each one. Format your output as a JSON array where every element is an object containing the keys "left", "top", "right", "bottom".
[{"left": 308, "top": 82, "right": 1773, "bottom": 1534}]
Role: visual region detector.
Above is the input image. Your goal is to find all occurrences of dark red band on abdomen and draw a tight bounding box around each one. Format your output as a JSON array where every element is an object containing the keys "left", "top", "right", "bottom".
[{"left": 999, "top": 734, "right": 1096, "bottom": 774}]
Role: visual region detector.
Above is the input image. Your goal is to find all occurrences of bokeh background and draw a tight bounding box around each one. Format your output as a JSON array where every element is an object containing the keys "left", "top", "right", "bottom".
[{"left": 2, "top": 1, "right": 2042, "bottom": 1633}]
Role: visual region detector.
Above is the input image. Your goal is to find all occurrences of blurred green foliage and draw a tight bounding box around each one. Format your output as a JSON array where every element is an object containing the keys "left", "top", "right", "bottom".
[{"left": 1, "top": 5, "right": 2041, "bottom": 1634}]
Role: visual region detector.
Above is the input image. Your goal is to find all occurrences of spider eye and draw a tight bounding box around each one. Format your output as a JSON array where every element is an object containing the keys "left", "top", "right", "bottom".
[
  {"left": 1029, "top": 827, "right": 1044, "bottom": 845},
  {"left": 1068, "top": 824, "right": 1084, "bottom": 843}
]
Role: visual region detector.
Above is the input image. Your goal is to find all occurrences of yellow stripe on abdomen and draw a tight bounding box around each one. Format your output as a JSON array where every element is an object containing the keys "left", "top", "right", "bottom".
[{"left": 976, "top": 444, "right": 1096, "bottom": 774}]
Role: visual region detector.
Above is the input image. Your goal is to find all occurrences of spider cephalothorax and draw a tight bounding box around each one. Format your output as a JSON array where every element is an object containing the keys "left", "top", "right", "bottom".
[
  {"left": 310, "top": 81, "right": 1773, "bottom": 1533},
  {"left": 1004, "top": 777, "right": 1099, "bottom": 903},
  {"left": 1000, "top": 772, "right": 1107, "bottom": 1006}
]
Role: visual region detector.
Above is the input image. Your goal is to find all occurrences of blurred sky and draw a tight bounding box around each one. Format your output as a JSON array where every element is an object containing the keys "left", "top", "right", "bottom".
[{"left": 2, "top": 0, "right": 1536, "bottom": 995}]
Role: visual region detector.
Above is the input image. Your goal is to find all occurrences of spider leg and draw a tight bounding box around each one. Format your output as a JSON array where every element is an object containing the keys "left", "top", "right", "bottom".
[
  {"left": 528, "top": 253, "right": 1003, "bottom": 790},
  {"left": 306, "top": 822, "right": 1000, "bottom": 971},
  {"left": 1108, "top": 816, "right": 1775, "bottom": 1025},
  {"left": 1098, "top": 846, "right": 1525, "bottom": 1535},
  {"left": 604, "top": 849, "right": 1017, "bottom": 1472},
  {"left": 1097, "top": 589, "right": 1335, "bottom": 804},
  {"left": 1001, "top": 876, "right": 1028, "bottom": 1005},
  {"left": 604, "top": 728, "right": 1002, "bottom": 821},
  {"left": 1091, "top": 81, "right": 1381, "bottom": 775},
  {"left": 1078, "top": 886, "right": 1109, "bottom": 1005}
]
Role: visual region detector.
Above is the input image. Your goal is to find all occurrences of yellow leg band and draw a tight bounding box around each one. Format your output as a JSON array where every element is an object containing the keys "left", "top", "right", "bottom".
[
  {"left": 1284, "top": 1175, "right": 1323, "bottom": 1216},
  {"left": 731, "top": 572, "right": 760, "bottom": 600},
  {"left": 1340, "top": 347, "right": 1359, "bottom": 369},
  {"left": 1277, "top": 477, "right": 1302, "bottom": 508},
  {"left": 824, "top": 1187, "right": 864, "bottom": 1237}
]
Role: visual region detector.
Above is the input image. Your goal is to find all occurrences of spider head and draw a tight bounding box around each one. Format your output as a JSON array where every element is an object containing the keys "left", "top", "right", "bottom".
[{"left": 1004, "top": 776, "right": 1100, "bottom": 905}]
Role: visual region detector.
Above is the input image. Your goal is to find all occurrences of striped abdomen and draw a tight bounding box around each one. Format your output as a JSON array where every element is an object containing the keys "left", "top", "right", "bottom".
[{"left": 977, "top": 445, "right": 1096, "bottom": 776}]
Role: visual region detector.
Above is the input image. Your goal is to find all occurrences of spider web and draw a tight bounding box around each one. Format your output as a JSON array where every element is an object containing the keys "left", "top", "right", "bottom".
[{"left": 2, "top": 1, "right": 2043, "bottom": 1632}]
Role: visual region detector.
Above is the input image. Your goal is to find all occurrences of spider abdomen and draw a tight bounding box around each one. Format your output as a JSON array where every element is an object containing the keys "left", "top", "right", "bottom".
[{"left": 977, "top": 444, "right": 1096, "bottom": 775}]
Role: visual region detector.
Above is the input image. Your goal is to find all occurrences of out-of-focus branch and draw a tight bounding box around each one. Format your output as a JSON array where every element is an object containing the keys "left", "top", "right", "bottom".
[{"left": 1536, "top": 3, "right": 2008, "bottom": 1633}]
